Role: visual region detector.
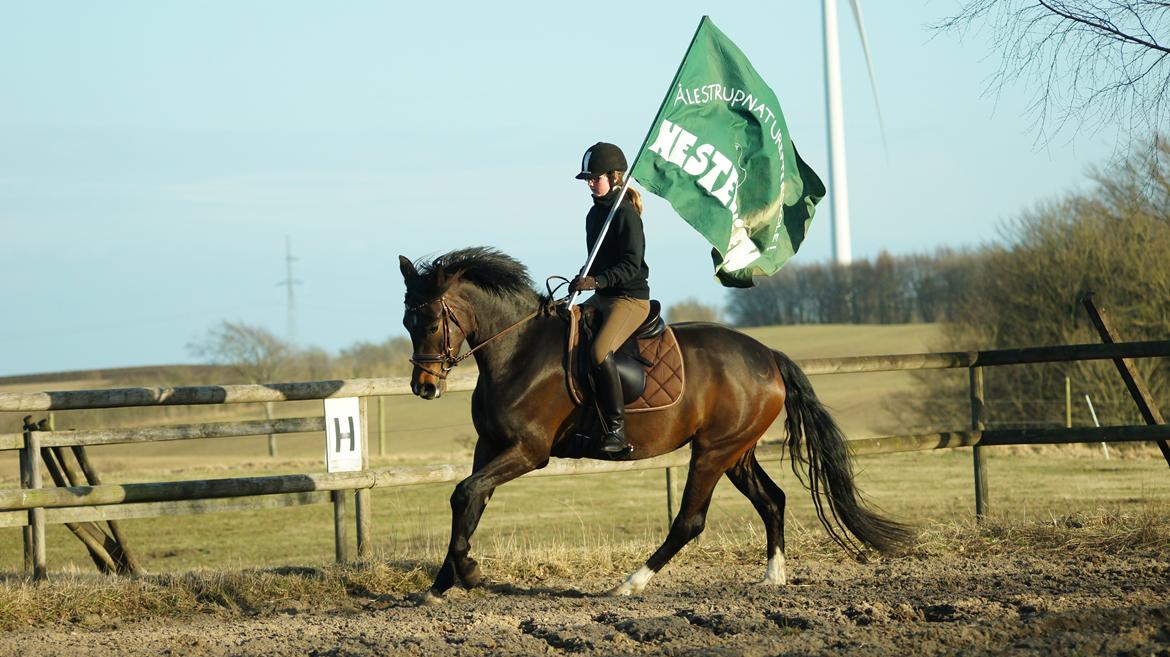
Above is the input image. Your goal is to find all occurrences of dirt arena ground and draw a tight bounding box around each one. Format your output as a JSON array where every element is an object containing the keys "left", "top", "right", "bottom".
[{"left": 1, "top": 546, "right": 1166, "bottom": 657}]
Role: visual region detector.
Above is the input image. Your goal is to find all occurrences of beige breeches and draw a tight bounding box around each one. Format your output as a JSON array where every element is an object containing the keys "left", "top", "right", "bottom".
[{"left": 585, "top": 295, "right": 651, "bottom": 366}]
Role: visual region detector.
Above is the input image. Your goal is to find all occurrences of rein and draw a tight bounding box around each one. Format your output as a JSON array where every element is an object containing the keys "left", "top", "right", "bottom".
[{"left": 409, "top": 296, "right": 539, "bottom": 379}]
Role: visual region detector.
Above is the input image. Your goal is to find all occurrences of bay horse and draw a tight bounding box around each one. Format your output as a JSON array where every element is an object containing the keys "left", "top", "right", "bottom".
[{"left": 399, "top": 247, "right": 912, "bottom": 603}]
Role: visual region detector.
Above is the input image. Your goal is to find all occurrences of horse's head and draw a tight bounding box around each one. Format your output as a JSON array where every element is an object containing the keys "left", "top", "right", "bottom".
[
  {"left": 398, "top": 255, "right": 474, "bottom": 400},
  {"left": 399, "top": 248, "right": 537, "bottom": 399}
]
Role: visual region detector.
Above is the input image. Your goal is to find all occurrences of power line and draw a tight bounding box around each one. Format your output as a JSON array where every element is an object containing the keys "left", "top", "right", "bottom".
[{"left": 276, "top": 235, "right": 302, "bottom": 345}]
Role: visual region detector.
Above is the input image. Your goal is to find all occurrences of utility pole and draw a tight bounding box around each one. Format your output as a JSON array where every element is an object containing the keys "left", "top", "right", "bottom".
[{"left": 277, "top": 235, "right": 302, "bottom": 345}]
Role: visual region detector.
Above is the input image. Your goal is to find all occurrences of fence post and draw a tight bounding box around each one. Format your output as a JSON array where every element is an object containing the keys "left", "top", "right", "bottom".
[
  {"left": 265, "top": 402, "right": 277, "bottom": 458},
  {"left": 332, "top": 490, "right": 348, "bottom": 563},
  {"left": 23, "top": 422, "right": 47, "bottom": 580},
  {"left": 19, "top": 428, "right": 31, "bottom": 575},
  {"left": 355, "top": 397, "right": 372, "bottom": 560},
  {"left": 64, "top": 443, "right": 145, "bottom": 576},
  {"left": 664, "top": 467, "right": 676, "bottom": 526},
  {"left": 1081, "top": 293, "right": 1170, "bottom": 467},
  {"left": 378, "top": 396, "right": 386, "bottom": 458},
  {"left": 1084, "top": 394, "right": 1110, "bottom": 459},
  {"left": 970, "top": 367, "right": 988, "bottom": 519}
]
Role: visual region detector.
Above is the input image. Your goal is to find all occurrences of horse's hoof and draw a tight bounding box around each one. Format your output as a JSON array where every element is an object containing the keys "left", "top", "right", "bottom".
[
  {"left": 757, "top": 554, "right": 787, "bottom": 587},
  {"left": 754, "top": 577, "right": 788, "bottom": 587},
  {"left": 605, "top": 581, "right": 642, "bottom": 597},
  {"left": 605, "top": 565, "right": 653, "bottom": 597},
  {"left": 415, "top": 590, "right": 446, "bottom": 606}
]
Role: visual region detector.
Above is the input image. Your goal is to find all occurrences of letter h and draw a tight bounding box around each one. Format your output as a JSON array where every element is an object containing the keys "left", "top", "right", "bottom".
[{"left": 334, "top": 416, "right": 356, "bottom": 452}]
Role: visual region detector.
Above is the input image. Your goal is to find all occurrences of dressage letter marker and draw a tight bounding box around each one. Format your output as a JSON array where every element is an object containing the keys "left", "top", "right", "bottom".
[{"left": 324, "top": 397, "right": 363, "bottom": 473}]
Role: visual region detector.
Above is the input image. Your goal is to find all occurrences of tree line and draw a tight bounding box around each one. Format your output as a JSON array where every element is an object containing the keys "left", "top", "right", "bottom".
[
  {"left": 897, "top": 137, "right": 1170, "bottom": 431},
  {"left": 187, "top": 321, "right": 414, "bottom": 384},
  {"left": 722, "top": 248, "right": 983, "bottom": 327}
]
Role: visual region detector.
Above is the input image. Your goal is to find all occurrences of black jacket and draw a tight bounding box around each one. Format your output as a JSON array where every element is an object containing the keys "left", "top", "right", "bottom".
[{"left": 585, "top": 188, "right": 650, "bottom": 299}]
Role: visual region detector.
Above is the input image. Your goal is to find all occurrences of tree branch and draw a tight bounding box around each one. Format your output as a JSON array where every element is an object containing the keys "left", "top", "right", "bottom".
[{"left": 1039, "top": 0, "right": 1169, "bottom": 52}]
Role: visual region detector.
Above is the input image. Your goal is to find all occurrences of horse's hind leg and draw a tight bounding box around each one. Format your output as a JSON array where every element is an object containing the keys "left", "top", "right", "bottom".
[
  {"left": 726, "top": 449, "right": 788, "bottom": 585},
  {"left": 608, "top": 448, "right": 724, "bottom": 596}
]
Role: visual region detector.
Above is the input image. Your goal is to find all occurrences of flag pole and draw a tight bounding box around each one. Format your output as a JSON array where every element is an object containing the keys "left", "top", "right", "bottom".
[{"left": 567, "top": 17, "right": 708, "bottom": 307}]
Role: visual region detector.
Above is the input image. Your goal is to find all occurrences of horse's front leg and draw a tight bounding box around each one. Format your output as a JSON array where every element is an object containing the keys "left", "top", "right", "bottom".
[{"left": 423, "top": 444, "right": 539, "bottom": 603}]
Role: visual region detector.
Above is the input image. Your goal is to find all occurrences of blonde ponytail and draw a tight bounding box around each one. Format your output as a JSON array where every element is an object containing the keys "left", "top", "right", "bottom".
[
  {"left": 608, "top": 171, "right": 644, "bottom": 215},
  {"left": 626, "top": 186, "right": 644, "bottom": 215}
]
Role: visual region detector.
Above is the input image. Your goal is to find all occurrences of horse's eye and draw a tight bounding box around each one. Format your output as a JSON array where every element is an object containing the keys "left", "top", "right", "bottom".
[{"left": 428, "top": 323, "right": 440, "bottom": 335}]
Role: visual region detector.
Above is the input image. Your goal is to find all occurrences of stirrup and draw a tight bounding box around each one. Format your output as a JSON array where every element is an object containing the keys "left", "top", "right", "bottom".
[{"left": 600, "top": 432, "right": 632, "bottom": 454}]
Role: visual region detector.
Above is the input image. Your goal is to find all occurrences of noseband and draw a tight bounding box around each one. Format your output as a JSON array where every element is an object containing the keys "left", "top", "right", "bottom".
[
  {"left": 409, "top": 296, "right": 471, "bottom": 380},
  {"left": 409, "top": 296, "right": 538, "bottom": 380}
]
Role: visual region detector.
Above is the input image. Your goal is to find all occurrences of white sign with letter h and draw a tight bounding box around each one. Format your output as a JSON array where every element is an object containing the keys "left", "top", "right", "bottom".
[{"left": 324, "top": 397, "right": 363, "bottom": 473}]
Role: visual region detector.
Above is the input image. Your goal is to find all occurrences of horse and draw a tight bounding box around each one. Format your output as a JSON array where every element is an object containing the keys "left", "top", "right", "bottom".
[{"left": 398, "top": 247, "right": 913, "bottom": 603}]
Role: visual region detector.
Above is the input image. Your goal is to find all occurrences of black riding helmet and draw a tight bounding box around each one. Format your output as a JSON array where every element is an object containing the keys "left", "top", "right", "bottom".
[{"left": 575, "top": 142, "right": 628, "bottom": 179}]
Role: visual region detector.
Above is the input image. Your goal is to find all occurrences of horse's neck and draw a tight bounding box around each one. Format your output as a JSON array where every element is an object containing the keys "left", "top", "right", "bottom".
[{"left": 464, "top": 292, "right": 555, "bottom": 381}]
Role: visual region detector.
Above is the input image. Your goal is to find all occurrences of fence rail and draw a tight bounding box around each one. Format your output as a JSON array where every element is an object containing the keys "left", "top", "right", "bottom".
[
  {"left": 2, "top": 336, "right": 1167, "bottom": 578},
  {"left": 798, "top": 339, "right": 1170, "bottom": 374},
  {"left": 5, "top": 423, "right": 1168, "bottom": 515},
  {"left": 3, "top": 340, "right": 1170, "bottom": 413},
  {"left": 0, "top": 375, "right": 475, "bottom": 413}
]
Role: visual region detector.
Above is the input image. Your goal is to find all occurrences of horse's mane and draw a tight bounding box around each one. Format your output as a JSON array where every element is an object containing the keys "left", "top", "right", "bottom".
[{"left": 406, "top": 247, "right": 537, "bottom": 306}]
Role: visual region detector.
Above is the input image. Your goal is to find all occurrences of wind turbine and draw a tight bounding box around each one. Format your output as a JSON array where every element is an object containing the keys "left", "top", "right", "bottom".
[{"left": 822, "top": 0, "right": 886, "bottom": 265}]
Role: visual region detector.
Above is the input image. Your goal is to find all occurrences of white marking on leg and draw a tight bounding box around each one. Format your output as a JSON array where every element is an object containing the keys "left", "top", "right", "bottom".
[
  {"left": 608, "top": 565, "right": 655, "bottom": 596},
  {"left": 759, "top": 550, "right": 787, "bottom": 586}
]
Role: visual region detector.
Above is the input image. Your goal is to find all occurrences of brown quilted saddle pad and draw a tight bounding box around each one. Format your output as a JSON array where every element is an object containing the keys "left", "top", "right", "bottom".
[{"left": 565, "top": 304, "right": 686, "bottom": 413}]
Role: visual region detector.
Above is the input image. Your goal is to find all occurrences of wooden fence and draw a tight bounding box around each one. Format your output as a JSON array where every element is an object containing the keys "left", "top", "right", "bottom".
[{"left": 2, "top": 330, "right": 1168, "bottom": 579}]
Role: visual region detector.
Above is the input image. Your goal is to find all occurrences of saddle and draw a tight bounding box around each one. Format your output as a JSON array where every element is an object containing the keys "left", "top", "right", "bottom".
[{"left": 563, "top": 300, "right": 686, "bottom": 412}]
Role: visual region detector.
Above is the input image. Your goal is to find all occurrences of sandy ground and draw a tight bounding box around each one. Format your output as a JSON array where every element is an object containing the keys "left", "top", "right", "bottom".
[{"left": 1, "top": 547, "right": 1167, "bottom": 657}]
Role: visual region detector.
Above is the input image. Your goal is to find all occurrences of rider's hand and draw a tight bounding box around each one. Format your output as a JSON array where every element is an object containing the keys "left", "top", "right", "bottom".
[{"left": 570, "top": 275, "right": 599, "bottom": 292}]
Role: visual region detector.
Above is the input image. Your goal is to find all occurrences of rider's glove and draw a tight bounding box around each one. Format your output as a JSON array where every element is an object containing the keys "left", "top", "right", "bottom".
[{"left": 569, "top": 275, "right": 599, "bottom": 292}]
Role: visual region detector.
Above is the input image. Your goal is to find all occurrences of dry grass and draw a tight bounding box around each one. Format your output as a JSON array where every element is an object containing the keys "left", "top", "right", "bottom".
[
  {"left": 1, "top": 505, "right": 1166, "bottom": 630},
  {"left": 0, "top": 562, "right": 433, "bottom": 631},
  {"left": 914, "top": 506, "right": 1170, "bottom": 557}
]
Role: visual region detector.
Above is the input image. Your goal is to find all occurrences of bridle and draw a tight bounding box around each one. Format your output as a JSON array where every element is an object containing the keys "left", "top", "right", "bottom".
[{"left": 408, "top": 295, "right": 538, "bottom": 380}]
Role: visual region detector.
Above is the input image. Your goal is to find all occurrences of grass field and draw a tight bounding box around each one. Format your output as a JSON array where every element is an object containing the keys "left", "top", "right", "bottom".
[
  {"left": 1, "top": 446, "right": 1166, "bottom": 576},
  {"left": 2, "top": 322, "right": 1167, "bottom": 578}
]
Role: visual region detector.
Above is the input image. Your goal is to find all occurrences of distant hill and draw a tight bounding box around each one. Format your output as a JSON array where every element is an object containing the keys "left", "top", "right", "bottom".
[
  {"left": 0, "top": 364, "right": 233, "bottom": 388},
  {"left": 0, "top": 323, "right": 943, "bottom": 390}
]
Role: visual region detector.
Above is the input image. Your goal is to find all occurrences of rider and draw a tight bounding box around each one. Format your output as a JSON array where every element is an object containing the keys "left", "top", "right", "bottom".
[{"left": 569, "top": 142, "right": 651, "bottom": 454}]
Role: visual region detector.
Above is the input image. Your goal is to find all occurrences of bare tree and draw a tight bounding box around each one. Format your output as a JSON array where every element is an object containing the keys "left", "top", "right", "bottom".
[
  {"left": 667, "top": 298, "right": 724, "bottom": 323},
  {"left": 187, "top": 321, "right": 290, "bottom": 383},
  {"left": 938, "top": 1, "right": 1170, "bottom": 143},
  {"left": 905, "top": 137, "right": 1170, "bottom": 429},
  {"left": 335, "top": 337, "right": 414, "bottom": 377}
]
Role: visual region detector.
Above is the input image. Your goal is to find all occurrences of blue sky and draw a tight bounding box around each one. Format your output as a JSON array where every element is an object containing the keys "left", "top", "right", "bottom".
[{"left": 0, "top": 2, "right": 1115, "bottom": 376}]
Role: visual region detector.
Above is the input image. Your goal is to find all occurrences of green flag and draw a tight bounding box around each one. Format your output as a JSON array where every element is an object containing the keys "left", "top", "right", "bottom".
[{"left": 631, "top": 16, "right": 825, "bottom": 288}]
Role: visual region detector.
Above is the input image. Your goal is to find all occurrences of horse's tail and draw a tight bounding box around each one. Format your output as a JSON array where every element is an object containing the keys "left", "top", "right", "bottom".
[{"left": 772, "top": 349, "right": 915, "bottom": 556}]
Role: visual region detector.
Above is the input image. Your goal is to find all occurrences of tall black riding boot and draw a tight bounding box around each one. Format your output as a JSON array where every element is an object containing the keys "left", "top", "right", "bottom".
[{"left": 591, "top": 353, "right": 630, "bottom": 454}]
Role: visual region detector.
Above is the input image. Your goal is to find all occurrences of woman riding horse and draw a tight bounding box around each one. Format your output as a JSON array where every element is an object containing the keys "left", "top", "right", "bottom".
[
  {"left": 570, "top": 141, "right": 651, "bottom": 455},
  {"left": 399, "top": 247, "right": 913, "bottom": 603}
]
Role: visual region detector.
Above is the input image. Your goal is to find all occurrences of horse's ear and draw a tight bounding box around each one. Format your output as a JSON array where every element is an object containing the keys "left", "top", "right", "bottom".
[{"left": 398, "top": 255, "right": 417, "bottom": 280}]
